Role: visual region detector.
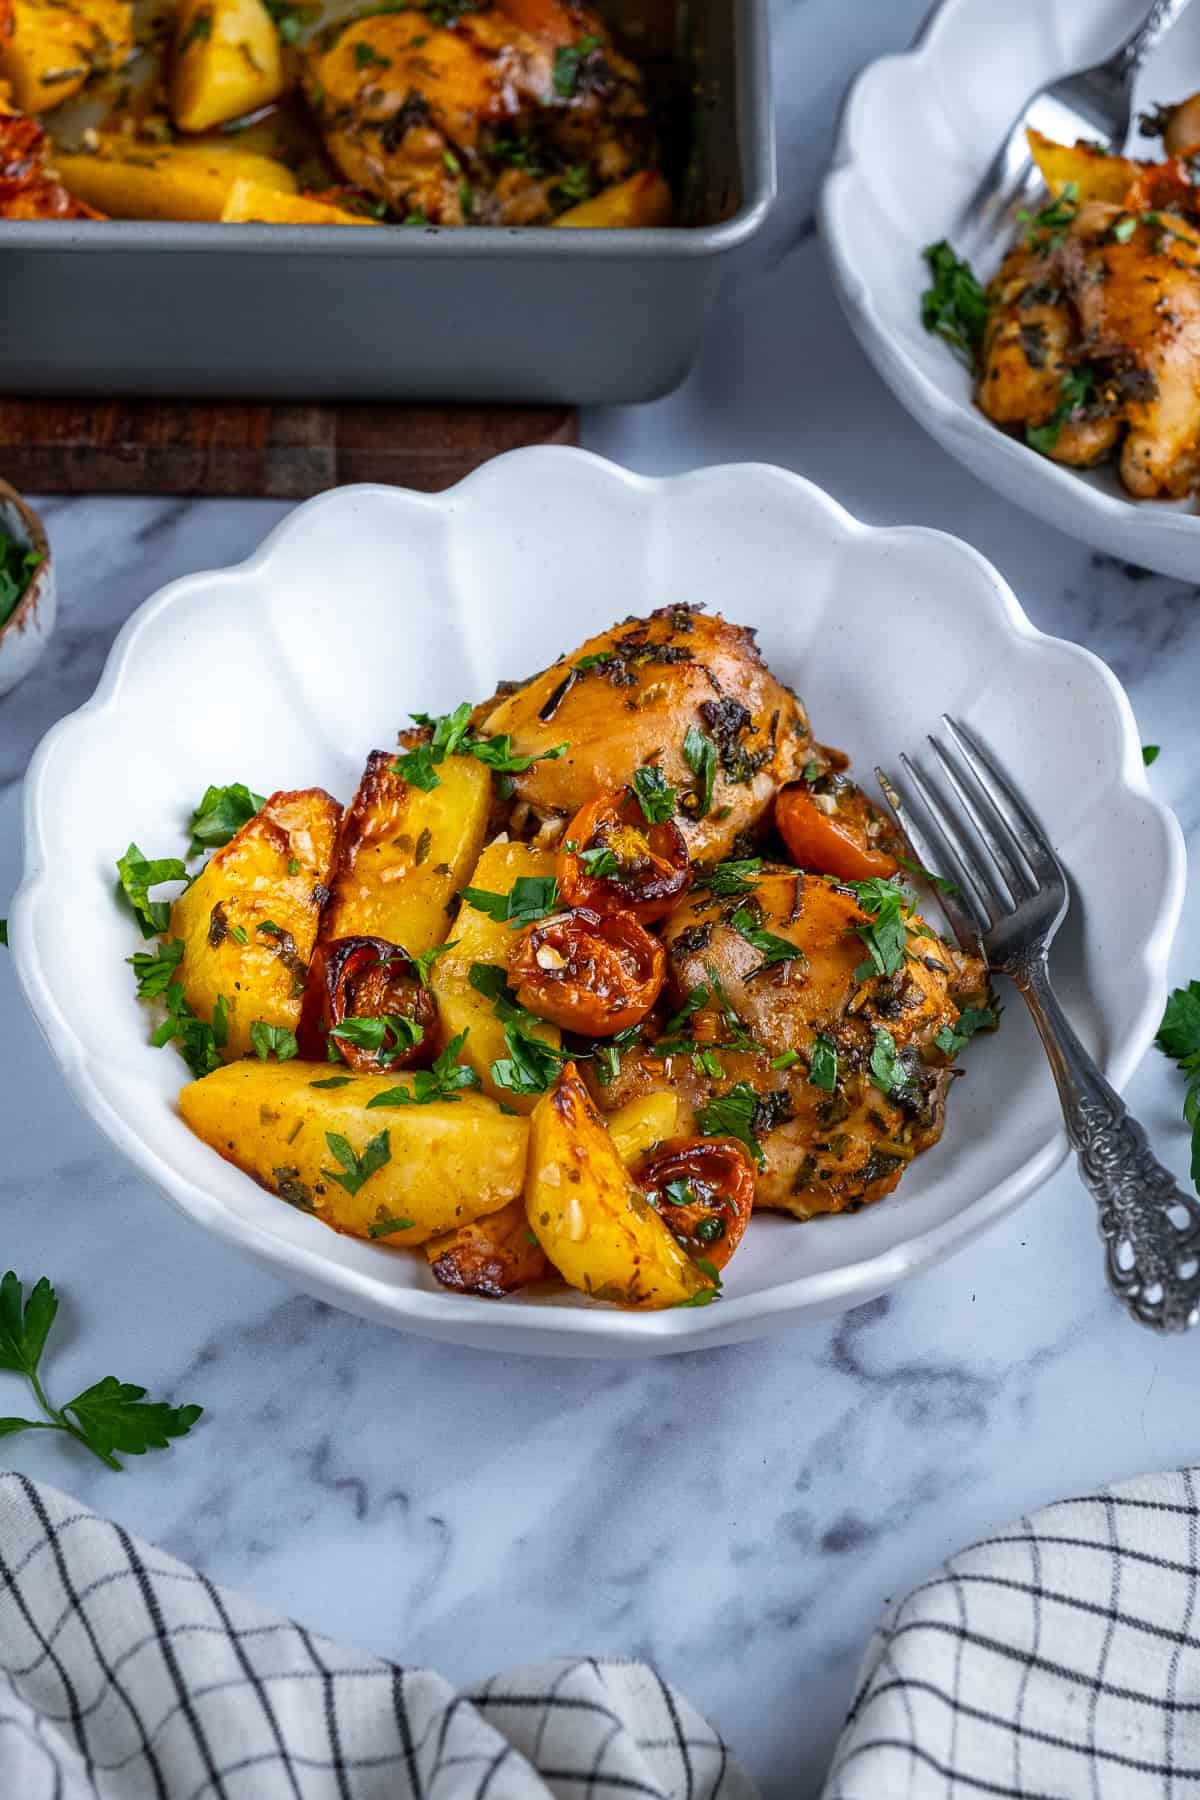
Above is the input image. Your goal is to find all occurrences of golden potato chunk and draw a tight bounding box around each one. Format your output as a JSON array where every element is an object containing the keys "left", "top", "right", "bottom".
[
  {"left": 432, "top": 838, "right": 561, "bottom": 1113},
  {"left": 554, "top": 170, "right": 672, "bottom": 228},
  {"left": 171, "top": 0, "right": 283, "bottom": 133},
  {"left": 322, "top": 749, "right": 491, "bottom": 954},
  {"left": 221, "top": 179, "right": 379, "bottom": 225},
  {"left": 605, "top": 1090, "right": 678, "bottom": 1164},
  {"left": 424, "top": 1196, "right": 547, "bottom": 1296},
  {"left": 170, "top": 787, "right": 340, "bottom": 1062},
  {"left": 525, "top": 1064, "right": 712, "bottom": 1308},
  {"left": 55, "top": 139, "right": 296, "bottom": 220},
  {"left": 481, "top": 605, "right": 810, "bottom": 861},
  {"left": 180, "top": 1059, "right": 527, "bottom": 1244},
  {"left": 0, "top": 0, "right": 131, "bottom": 113}
]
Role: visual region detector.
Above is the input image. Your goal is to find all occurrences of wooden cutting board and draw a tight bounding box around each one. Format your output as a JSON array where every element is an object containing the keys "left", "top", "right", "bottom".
[{"left": 0, "top": 399, "right": 578, "bottom": 498}]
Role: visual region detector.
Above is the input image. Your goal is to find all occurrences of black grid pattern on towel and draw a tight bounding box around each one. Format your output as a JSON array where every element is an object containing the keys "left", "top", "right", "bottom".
[
  {"left": 822, "top": 1470, "right": 1200, "bottom": 1799},
  {"left": 0, "top": 1473, "right": 751, "bottom": 1800}
]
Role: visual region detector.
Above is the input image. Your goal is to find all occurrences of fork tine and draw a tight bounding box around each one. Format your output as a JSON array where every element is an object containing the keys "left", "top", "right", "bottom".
[
  {"left": 898, "top": 752, "right": 1013, "bottom": 932},
  {"left": 876, "top": 765, "right": 986, "bottom": 948},
  {"left": 926, "top": 732, "right": 1033, "bottom": 903},
  {"left": 941, "top": 716, "right": 1065, "bottom": 884},
  {"left": 882, "top": 757, "right": 993, "bottom": 943}
]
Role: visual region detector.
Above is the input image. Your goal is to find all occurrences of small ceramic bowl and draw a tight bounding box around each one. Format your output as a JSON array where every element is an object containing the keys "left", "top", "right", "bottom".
[{"left": 0, "top": 479, "right": 54, "bottom": 699}]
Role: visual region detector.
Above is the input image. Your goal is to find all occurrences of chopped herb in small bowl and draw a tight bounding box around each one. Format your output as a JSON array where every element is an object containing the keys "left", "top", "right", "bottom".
[{"left": 0, "top": 481, "right": 53, "bottom": 697}]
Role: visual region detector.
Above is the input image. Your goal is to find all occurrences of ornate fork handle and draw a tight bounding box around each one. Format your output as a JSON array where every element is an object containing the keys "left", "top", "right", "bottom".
[
  {"left": 1012, "top": 952, "right": 1200, "bottom": 1332},
  {"left": 1113, "top": 0, "right": 1195, "bottom": 73}
]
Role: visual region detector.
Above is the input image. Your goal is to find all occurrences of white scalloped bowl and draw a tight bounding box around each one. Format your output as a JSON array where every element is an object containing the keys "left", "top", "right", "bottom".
[
  {"left": 821, "top": 0, "right": 1200, "bottom": 581},
  {"left": 10, "top": 452, "right": 1185, "bottom": 1355}
]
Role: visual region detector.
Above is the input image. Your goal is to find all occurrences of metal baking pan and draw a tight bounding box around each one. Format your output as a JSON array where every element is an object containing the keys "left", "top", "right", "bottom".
[{"left": 0, "top": 0, "right": 773, "bottom": 403}]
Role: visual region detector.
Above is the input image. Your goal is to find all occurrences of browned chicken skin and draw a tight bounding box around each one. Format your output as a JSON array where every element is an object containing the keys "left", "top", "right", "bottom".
[
  {"left": 976, "top": 114, "right": 1200, "bottom": 499},
  {"left": 482, "top": 604, "right": 811, "bottom": 862},
  {"left": 587, "top": 864, "right": 988, "bottom": 1218},
  {"left": 304, "top": 0, "right": 648, "bottom": 224}
]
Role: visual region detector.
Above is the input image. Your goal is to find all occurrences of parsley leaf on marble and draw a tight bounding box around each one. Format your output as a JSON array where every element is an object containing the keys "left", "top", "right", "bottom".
[
  {"left": 1156, "top": 982, "right": 1200, "bottom": 1188},
  {"left": 0, "top": 1270, "right": 202, "bottom": 1472}
]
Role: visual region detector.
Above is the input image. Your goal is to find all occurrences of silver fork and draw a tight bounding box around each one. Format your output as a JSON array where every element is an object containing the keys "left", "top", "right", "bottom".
[
  {"left": 956, "top": 0, "right": 1196, "bottom": 259},
  {"left": 877, "top": 716, "right": 1200, "bottom": 1333}
]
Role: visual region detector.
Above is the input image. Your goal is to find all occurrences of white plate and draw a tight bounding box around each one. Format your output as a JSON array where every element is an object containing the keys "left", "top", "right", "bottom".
[
  {"left": 10, "top": 451, "right": 1185, "bottom": 1356},
  {"left": 820, "top": 0, "right": 1200, "bottom": 581}
]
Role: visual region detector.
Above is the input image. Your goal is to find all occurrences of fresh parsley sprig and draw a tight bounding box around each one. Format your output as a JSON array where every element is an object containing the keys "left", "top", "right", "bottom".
[
  {"left": 468, "top": 962, "right": 567, "bottom": 1095},
  {"left": 394, "top": 704, "right": 567, "bottom": 793},
  {"left": 188, "top": 782, "right": 264, "bottom": 858},
  {"left": 329, "top": 1013, "right": 424, "bottom": 1064},
  {"left": 458, "top": 875, "right": 560, "bottom": 928},
  {"left": 365, "top": 1030, "right": 481, "bottom": 1107},
  {"left": 116, "top": 844, "right": 189, "bottom": 939},
  {"left": 920, "top": 240, "right": 989, "bottom": 366},
  {"left": 845, "top": 877, "right": 911, "bottom": 981},
  {"left": 0, "top": 1272, "right": 202, "bottom": 1472},
  {"left": 1156, "top": 982, "right": 1200, "bottom": 1187}
]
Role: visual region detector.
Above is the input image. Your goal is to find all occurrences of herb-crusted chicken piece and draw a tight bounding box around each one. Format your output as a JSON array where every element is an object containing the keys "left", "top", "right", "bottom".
[
  {"left": 479, "top": 605, "right": 811, "bottom": 862},
  {"left": 591, "top": 866, "right": 991, "bottom": 1219},
  {"left": 303, "top": 0, "right": 648, "bottom": 225}
]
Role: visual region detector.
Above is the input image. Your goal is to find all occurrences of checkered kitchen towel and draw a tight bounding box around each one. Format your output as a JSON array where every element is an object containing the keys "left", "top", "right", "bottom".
[
  {"left": 822, "top": 1467, "right": 1200, "bottom": 1799},
  {"left": 5, "top": 1469, "right": 1200, "bottom": 1798},
  {"left": 0, "top": 1473, "right": 753, "bottom": 1799}
]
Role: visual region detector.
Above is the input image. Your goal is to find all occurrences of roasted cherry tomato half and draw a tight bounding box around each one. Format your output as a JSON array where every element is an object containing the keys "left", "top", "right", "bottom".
[
  {"left": 298, "top": 935, "right": 437, "bottom": 1072},
  {"left": 558, "top": 787, "right": 692, "bottom": 924},
  {"left": 634, "top": 1137, "right": 755, "bottom": 1271},
  {"left": 509, "top": 907, "right": 666, "bottom": 1037},
  {"left": 776, "top": 778, "right": 899, "bottom": 883}
]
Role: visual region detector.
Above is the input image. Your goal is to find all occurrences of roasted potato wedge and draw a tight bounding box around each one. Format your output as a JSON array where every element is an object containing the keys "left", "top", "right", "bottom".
[
  {"left": 170, "top": 0, "right": 282, "bottom": 133},
  {"left": 424, "top": 1196, "right": 547, "bottom": 1296},
  {"left": 1026, "top": 127, "right": 1143, "bottom": 206},
  {"left": 322, "top": 749, "right": 491, "bottom": 954},
  {"left": 525, "top": 1064, "right": 712, "bottom": 1308},
  {"left": 170, "top": 787, "right": 340, "bottom": 1061},
  {"left": 606, "top": 1090, "right": 678, "bottom": 1164},
  {"left": 0, "top": 0, "right": 131, "bottom": 113},
  {"left": 431, "top": 838, "right": 560, "bottom": 1112},
  {"left": 480, "top": 606, "right": 809, "bottom": 861},
  {"left": 180, "top": 1059, "right": 527, "bottom": 1244},
  {"left": 55, "top": 139, "right": 296, "bottom": 220},
  {"left": 221, "top": 179, "right": 379, "bottom": 225},
  {"left": 554, "top": 170, "right": 672, "bottom": 229}
]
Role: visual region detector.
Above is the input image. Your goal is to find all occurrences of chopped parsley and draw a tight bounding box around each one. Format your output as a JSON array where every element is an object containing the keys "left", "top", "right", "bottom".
[
  {"left": 178, "top": 8, "right": 213, "bottom": 54},
  {"left": 250, "top": 1021, "right": 298, "bottom": 1062},
  {"left": 1025, "top": 366, "right": 1096, "bottom": 455},
  {"left": 697, "top": 1082, "right": 764, "bottom": 1167},
  {"left": 322, "top": 1128, "right": 391, "bottom": 1196},
  {"left": 934, "top": 1006, "right": 998, "bottom": 1058},
  {"left": 869, "top": 1027, "right": 911, "bottom": 1097},
  {"left": 631, "top": 765, "right": 676, "bottom": 824},
  {"left": 116, "top": 844, "right": 189, "bottom": 939},
  {"left": 1110, "top": 214, "right": 1137, "bottom": 244},
  {"left": 394, "top": 703, "right": 566, "bottom": 792},
  {"left": 920, "top": 240, "right": 989, "bottom": 366},
  {"left": 354, "top": 39, "right": 390, "bottom": 67},
  {"left": 809, "top": 1033, "right": 838, "bottom": 1091},
  {"left": 577, "top": 845, "right": 620, "bottom": 878},
  {"left": 896, "top": 855, "right": 959, "bottom": 896},
  {"left": 730, "top": 907, "right": 806, "bottom": 972},
  {"left": 682, "top": 726, "right": 717, "bottom": 817},
  {"left": 468, "top": 961, "right": 567, "bottom": 1095},
  {"left": 1157, "top": 981, "right": 1200, "bottom": 1188},
  {"left": 770, "top": 1049, "right": 801, "bottom": 1071},
  {"left": 367, "top": 1215, "right": 414, "bottom": 1238},
  {"left": 0, "top": 530, "right": 41, "bottom": 628},
  {"left": 330, "top": 1013, "right": 424, "bottom": 1065},
  {"left": 702, "top": 858, "right": 762, "bottom": 899},
  {"left": 188, "top": 781, "right": 265, "bottom": 857},
  {"left": 411, "top": 940, "right": 457, "bottom": 987},
  {"left": 1017, "top": 181, "right": 1078, "bottom": 252},
  {"left": 845, "top": 876, "right": 911, "bottom": 980},
  {"left": 127, "top": 936, "right": 185, "bottom": 999},
  {"left": 458, "top": 874, "right": 559, "bottom": 927},
  {"left": 365, "top": 1030, "right": 480, "bottom": 1107},
  {"left": 150, "top": 985, "right": 228, "bottom": 1080},
  {"left": 309, "top": 1075, "right": 352, "bottom": 1089},
  {"left": 1143, "top": 745, "right": 1161, "bottom": 767},
  {"left": 552, "top": 32, "right": 600, "bottom": 98}
]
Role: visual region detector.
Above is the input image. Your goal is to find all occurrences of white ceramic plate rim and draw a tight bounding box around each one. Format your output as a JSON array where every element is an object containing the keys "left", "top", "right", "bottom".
[
  {"left": 819, "top": 0, "right": 1200, "bottom": 574},
  {"left": 11, "top": 451, "right": 1186, "bottom": 1352}
]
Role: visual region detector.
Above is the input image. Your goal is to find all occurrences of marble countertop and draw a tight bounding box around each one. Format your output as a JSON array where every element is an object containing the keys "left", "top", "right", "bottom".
[{"left": 3, "top": 3, "right": 1200, "bottom": 1794}]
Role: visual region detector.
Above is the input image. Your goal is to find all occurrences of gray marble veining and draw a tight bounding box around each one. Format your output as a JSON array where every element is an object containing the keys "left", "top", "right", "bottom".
[{"left": 3, "top": 3, "right": 1200, "bottom": 1795}]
